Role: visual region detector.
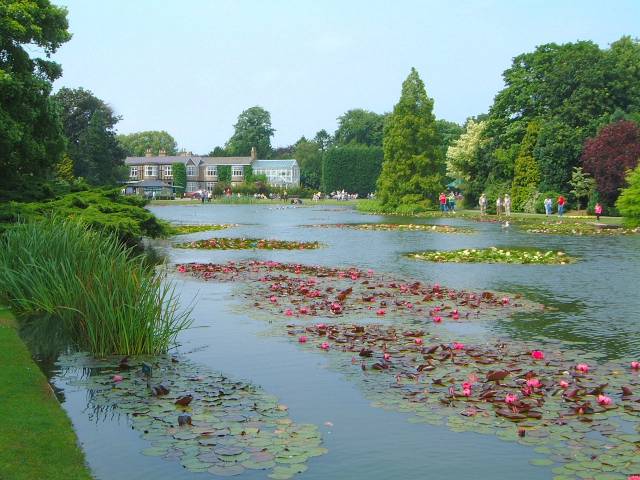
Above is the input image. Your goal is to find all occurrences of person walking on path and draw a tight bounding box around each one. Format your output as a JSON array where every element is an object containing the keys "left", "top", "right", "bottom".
[
  {"left": 544, "top": 197, "right": 553, "bottom": 216},
  {"left": 448, "top": 192, "right": 456, "bottom": 213},
  {"left": 496, "top": 195, "right": 503, "bottom": 216},
  {"left": 594, "top": 202, "right": 603, "bottom": 221},
  {"left": 479, "top": 193, "right": 487, "bottom": 215},
  {"left": 503, "top": 194, "right": 511, "bottom": 216},
  {"left": 439, "top": 192, "right": 448, "bottom": 214},
  {"left": 557, "top": 195, "right": 566, "bottom": 216}
]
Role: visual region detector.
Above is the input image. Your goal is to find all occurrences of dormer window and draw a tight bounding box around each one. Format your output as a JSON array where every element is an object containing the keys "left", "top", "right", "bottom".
[{"left": 187, "top": 165, "right": 196, "bottom": 176}]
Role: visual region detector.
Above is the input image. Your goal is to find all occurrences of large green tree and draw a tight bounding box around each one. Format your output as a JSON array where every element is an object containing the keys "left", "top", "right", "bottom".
[
  {"left": 118, "top": 131, "right": 177, "bottom": 156},
  {"left": 616, "top": 164, "right": 640, "bottom": 227},
  {"left": 334, "top": 109, "right": 386, "bottom": 147},
  {"left": 435, "top": 119, "right": 464, "bottom": 161},
  {"left": 0, "top": 0, "right": 71, "bottom": 197},
  {"left": 225, "top": 106, "right": 274, "bottom": 158},
  {"left": 53, "top": 87, "right": 124, "bottom": 184},
  {"left": 377, "top": 68, "right": 444, "bottom": 208},
  {"left": 322, "top": 145, "right": 383, "bottom": 195},
  {"left": 510, "top": 121, "right": 541, "bottom": 211},
  {"left": 294, "top": 138, "right": 323, "bottom": 189}
]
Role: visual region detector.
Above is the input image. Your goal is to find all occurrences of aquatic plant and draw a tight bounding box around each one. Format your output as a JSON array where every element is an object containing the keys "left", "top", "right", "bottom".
[
  {"left": 0, "top": 218, "right": 191, "bottom": 355},
  {"left": 55, "top": 354, "right": 325, "bottom": 479},
  {"left": 169, "top": 224, "right": 237, "bottom": 235},
  {"left": 409, "top": 247, "right": 576, "bottom": 264},
  {"left": 309, "top": 223, "right": 474, "bottom": 234},
  {"left": 174, "top": 238, "right": 320, "bottom": 250}
]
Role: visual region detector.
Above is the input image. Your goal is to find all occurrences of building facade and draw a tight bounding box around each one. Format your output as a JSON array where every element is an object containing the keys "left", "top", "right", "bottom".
[{"left": 125, "top": 149, "right": 300, "bottom": 192}]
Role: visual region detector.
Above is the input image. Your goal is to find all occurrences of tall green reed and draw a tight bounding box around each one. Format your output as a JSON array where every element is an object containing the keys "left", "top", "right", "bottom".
[{"left": 0, "top": 218, "right": 191, "bottom": 356}]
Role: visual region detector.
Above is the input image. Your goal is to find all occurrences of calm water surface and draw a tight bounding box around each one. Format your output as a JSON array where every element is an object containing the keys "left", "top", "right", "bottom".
[{"left": 49, "top": 204, "right": 640, "bottom": 480}]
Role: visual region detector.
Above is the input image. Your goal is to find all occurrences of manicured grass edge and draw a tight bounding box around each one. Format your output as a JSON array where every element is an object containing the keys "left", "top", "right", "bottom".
[{"left": 0, "top": 307, "right": 93, "bottom": 480}]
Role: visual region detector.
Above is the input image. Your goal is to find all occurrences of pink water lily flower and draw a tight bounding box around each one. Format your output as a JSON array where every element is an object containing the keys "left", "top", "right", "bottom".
[
  {"left": 462, "top": 382, "right": 473, "bottom": 390},
  {"left": 320, "top": 342, "right": 330, "bottom": 350},
  {"left": 462, "top": 387, "right": 472, "bottom": 397},
  {"left": 526, "top": 378, "right": 541, "bottom": 389},
  {"left": 367, "top": 269, "right": 374, "bottom": 277},
  {"left": 576, "top": 363, "right": 590, "bottom": 373},
  {"left": 330, "top": 302, "right": 343, "bottom": 314},
  {"left": 299, "top": 306, "right": 309, "bottom": 314},
  {"left": 316, "top": 323, "right": 327, "bottom": 329},
  {"left": 505, "top": 393, "right": 519, "bottom": 405},
  {"left": 177, "top": 265, "right": 186, "bottom": 273},
  {"left": 112, "top": 375, "right": 123, "bottom": 383},
  {"left": 452, "top": 312, "right": 460, "bottom": 320},
  {"left": 559, "top": 380, "right": 569, "bottom": 389},
  {"left": 376, "top": 309, "right": 386, "bottom": 315},
  {"left": 631, "top": 361, "right": 640, "bottom": 370},
  {"left": 452, "top": 342, "right": 465, "bottom": 350},
  {"left": 627, "top": 475, "right": 640, "bottom": 480},
  {"left": 597, "top": 394, "right": 612, "bottom": 406},
  {"left": 383, "top": 353, "right": 391, "bottom": 361},
  {"left": 414, "top": 338, "right": 423, "bottom": 345},
  {"left": 298, "top": 336, "right": 308, "bottom": 343},
  {"left": 531, "top": 350, "right": 545, "bottom": 360},
  {"left": 433, "top": 316, "right": 442, "bottom": 323},
  {"left": 350, "top": 274, "right": 359, "bottom": 280},
  {"left": 269, "top": 296, "right": 278, "bottom": 303},
  {"left": 284, "top": 309, "right": 293, "bottom": 316},
  {"left": 501, "top": 297, "right": 510, "bottom": 305}
]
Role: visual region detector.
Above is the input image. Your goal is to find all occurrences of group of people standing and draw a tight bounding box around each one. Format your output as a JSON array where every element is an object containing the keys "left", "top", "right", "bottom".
[
  {"left": 478, "top": 193, "right": 511, "bottom": 216},
  {"left": 438, "top": 192, "right": 460, "bottom": 213}
]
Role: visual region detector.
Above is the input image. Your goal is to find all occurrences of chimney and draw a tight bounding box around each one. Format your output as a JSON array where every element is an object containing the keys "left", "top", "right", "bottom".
[
  {"left": 159, "top": 149, "right": 166, "bottom": 157},
  {"left": 179, "top": 149, "right": 188, "bottom": 157},
  {"left": 145, "top": 148, "right": 153, "bottom": 157},
  {"left": 250, "top": 146, "right": 257, "bottom": 161}
]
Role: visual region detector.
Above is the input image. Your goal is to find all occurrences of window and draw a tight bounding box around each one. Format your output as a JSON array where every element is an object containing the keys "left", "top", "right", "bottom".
[
  {"left": 186, "top": 182, "right": 198, "bottom": 192},
  {"left": 187, "top": 165, "right": 196, "bottom": 176},
  {"left": 144, "top": 165, "right": 157, "bottom": 177},
  {"left": 205, "top": 182, "right": 215, "bottom": 192},
  {"left": 130, "top": 166, "right": 139, "bottom": 178},
  {"left": 232, "top": 166, "right": 244, "bottom": 177},
  {"left": 206, "top": 166, "right": 217, "bottom": 177},
  {"left": 162, "top": 165, "right": 172, "bottom": 177}
]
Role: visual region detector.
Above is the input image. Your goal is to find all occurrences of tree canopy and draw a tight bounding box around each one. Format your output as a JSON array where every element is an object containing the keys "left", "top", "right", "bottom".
[
  {"left": 118, "top": 131, "right": 178, "bottom": 157},
  {"left": 334, "top": 109, "right": 386, "bottom": 147},
  {"left": 225, "top": 106, "right": 274, "bottom": 158}
]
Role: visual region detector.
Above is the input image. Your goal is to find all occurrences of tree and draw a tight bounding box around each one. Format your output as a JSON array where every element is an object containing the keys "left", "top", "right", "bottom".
[
  {"left": 172, "top": 163, "right": 186, "bottom": 197},
  {"left": 334, "top": 109, "right": 386, "bottom": 146},
  {"left": 118, "top": 131, "right": 177, "bottom": 156},
  {"left": 534, "top": 119, "right": 584, "bottom": 192},
  {"left": 225, "top": 106, "right": 274, "bottom": 158},
  {"left": 435, "top": 119, "right": 464, "bottom": 161},
  {"left": 217, "top": 165, "right": 231, "bottom": 184},
  {"left": 0, "top": 0, "right": 71, "bottom": 197},
  {"left": 510, "top": 121, "right": 541, "bottom": 211},
  {"left": 314, "top": 129, "right": 332, "bottom": 152},
  {"left": 581, "top": 120, "right": 640, "bottom": 205},
  {"left": 53, "top": 87, "right": 124, "bottom": 184},
  {"left": 616, "top": 164, "right": 640, "bottom": 227},
  {"left": 294, "top": 139, "right": 323, "bottom": 189},
  {"left": 446, "top": 119, "right": 487, "bottom": 203},
  {"left": 322, "top": 145, "right": 383, "bottom": 195},
  {"left": 568, "top": 167, "right": 596, "bottom": 209},
  {"left": 209, "top": 146, "right": 227, "bottom": 156},
  {"left": 377, "top": 68, "right": 444, "bottom": 209},
  {"left": 55, "top": 155, "right": 75, "bottom": 182}
]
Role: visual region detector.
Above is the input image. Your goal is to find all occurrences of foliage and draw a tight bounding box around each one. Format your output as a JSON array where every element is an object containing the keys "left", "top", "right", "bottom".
[
  {"left": 225, "top": 106, "right": 274, "bottom": 158},
  {"left": 172, "top": 162, "right": 186, "bottom": 196},
  {"left": 0, "top": 189, "right": 169, "bottom": 246},
  {"left": 322, "top": 145, "right": 383, "bottom": 195},
  {"left": 378, "top": 68, "right": 444, "bottom": 209},
  {"left": 534, "top": 119, "right": 585, "bottom": 191},
  {"left": 511, "top": 121, "right": 541, "bottom": 211},
  {"left": 175, "top": 238, "right": 320, "bottom": 250},
  {"left": 169, "top": 224, "right": 235, "bottom": 235},
  {"left": 0, "top": 218, "right": 191, "bottom": 355},
  {"left": 53, "top": 87, "right": 125, "bottom": 184},
  {"left": 616, "top": 164, "right": 640, "bottom": 228},
  {"left": 311, "top": 223, "right": 473, "bottom": 234},
  {"left": 446, "top": 119, "right": 487, "bottom": 202},
  {"left": 0, "top": 308, "right": 92, "bottom": 480},
  {"left": 55, "top": 155, "right": 75, "bottom": 182},
  {"left": 0, "top": 0, "right": 70, "bottom": 196},
  {"left": 581, "top": 119, "right": 640, "bottom": 205},
  {"left": 117, "top": 130, "right": 177, "bottom": 156},
  {"left": 217, "top": 165, "right": 231, "bottom": 183},
  {"left": 294, "top": 139, "right": 322, "bottom": 189},
  {"left": 533, "top": 191, "right": 565, "bottom": 214},
  {"left": 435, "top": 119, "right": 464, "bottom": 161},
  {"left": 244, "top": 164, "right": 254, "bottom": 183},
  {"left": 314, "top": 129, "right": 333, "bottom": 152},
  {"left": 409, "top": 247, "right": 575, "bottom": 264},
  {"left": 334, "top": 109, "right": 386, "bottom": 146},
  {"left": 568, "top": 167, "right": 596, "bottom": 209},
  {"left": 355, "top": 199, "right": 431, "bottom": 215}
]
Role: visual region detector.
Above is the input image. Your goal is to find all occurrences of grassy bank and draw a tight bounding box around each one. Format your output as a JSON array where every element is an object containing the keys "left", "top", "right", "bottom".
[{"left": 0, "top": 307, "right": 92, "bottom": 480}]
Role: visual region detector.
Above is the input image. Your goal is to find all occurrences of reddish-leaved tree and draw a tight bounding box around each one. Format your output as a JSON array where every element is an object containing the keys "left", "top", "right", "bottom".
[{"left": 581, "top": 120, "right": 640, "bottom": 205}]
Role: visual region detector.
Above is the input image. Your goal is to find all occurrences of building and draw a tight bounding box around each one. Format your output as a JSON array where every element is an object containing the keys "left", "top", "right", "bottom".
[{"left": 124, "top": 147, "right": 300, "bottom": 193}]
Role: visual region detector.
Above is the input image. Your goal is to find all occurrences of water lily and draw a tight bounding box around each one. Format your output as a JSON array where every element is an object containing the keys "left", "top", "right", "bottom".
[
  {"left": 531, "top": 350, "right": 545, "bottom": 360},
  {"left": 376, "top": 309, "right": 386, "bottom": 315},
  {"left": 526, "top": 378, "right": 541, "bottom": 388},
  {"left": 414, "top": 338, "right": 423, "bottom": 345},
  {"left": 284, "top": 309, "right": 293, "bottom": 316},
  {"left": 269, "top": 296, "right": 278, "bottom": 303},
  {"left": 505, "top": 393, "right": 519, "bottom": 405},
  {"left": 177, "top": 265, "right": 186, "bottom": 273},
  {"left": 501, "top": 297, "right": 510, "bottom": 305},
  {"left": 330, "top": 302, "right": 343, "bottom": 314},
  {"left": 452, "top": 312, "right": 460, "bottom": 320},
  {"left": 627, "top": 475, "right": 640, "bottom": 480},
  {"left": 320, "top": 342, "right": 330, "bottom": 350},
  {"left": 433, "top": 316, "right": 442, "bottom": 323},
  {"left": 597, "top": 394, "right": 612, "bottom": 406},
  {"left": 452, "top": 342, "right": 465, "bottom": 350},
  {"left": 316, "top": 323, "right": 327, "bottom": 329},
  {"left": 631, "top": 361, "right": 640, "bottom": 370},
  {"left": 112, "top": 375, "right": 123, "bottom": 383},
  {"left": 298, "top": 336, "right": 308, "bottom": 343},
  {"left": 462, "top": 387, "right": 472, "bottom": 397},
  {"left": 559, "top": 380, "right": 569, "bottom": 389},
  {"left": 299, "top": 306, "right": 309, "bottom": 314},
  {"left": 383, "top": 353, "right": 391, "bottom": 361},
  {"left": 576, "top": 363, "right": 590, "bottom": 373}
]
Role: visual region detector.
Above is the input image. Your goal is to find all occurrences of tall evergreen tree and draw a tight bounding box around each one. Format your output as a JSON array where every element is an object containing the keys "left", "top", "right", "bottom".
[
  {"left": 510, "top": 121, "right": 541, "bottom": 211},
  {"left": 377, "top": 68, "right": 444, "bottom": 208}
]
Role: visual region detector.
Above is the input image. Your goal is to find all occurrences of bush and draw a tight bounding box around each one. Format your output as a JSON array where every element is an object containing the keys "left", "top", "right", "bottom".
[
  {"left": 172, "top": 163, "right": 186, "bottom": 197},
  {"left": 0, "top": 218, "right": 191, "bottom": 355},
  {"left": 616, "top": 165, "right": 640, "bottom": 227},
  {"left": 322, "top": 145, "right": 383, "bottom": 195}
]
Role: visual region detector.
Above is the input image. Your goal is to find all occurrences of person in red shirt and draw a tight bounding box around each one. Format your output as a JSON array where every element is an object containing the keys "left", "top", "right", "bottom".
[
  {"left": 439, "top": 192, "right": 447, "bottom": 214},
  {"left": 557, "top": 195, "right": 566, "bottom": 216}
]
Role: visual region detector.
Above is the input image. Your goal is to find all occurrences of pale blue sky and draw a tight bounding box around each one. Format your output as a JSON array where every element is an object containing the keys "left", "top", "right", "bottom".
[{"left": 51, "top": 0, "right": 639, "bottom": 154}]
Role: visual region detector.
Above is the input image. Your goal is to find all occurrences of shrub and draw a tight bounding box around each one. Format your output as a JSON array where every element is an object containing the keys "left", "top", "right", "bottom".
[
  {"left": 218, "top": 165, "right": 231, "bottom": 183},
  {"left": 616, "top": 165, "right": 640, "bottom": 227},
  {"left": 172, "top": 163, "right": 186, "bottom": 197},
  {"left": 322, "top": 145, "right": 383, "bottom": 195},
  {"left": 0, "top": 218, "right": 191, "bottom": 355}
]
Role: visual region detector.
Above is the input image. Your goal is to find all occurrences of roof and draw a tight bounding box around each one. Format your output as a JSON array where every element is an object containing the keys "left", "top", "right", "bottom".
[
  {"left": 125, "top": 156, "right": 252, "bottom": 166},
  {"left": 128, "top": 179, "right": 173, "bottom": 188},
  {"left": 252, "top": 159, "right": 298, "bottom": 169}
]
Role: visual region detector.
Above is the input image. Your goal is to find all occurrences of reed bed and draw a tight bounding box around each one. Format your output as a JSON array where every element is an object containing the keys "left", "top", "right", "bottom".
[{"left": 0, "top": 218, "right": 191, "bottom": 356}]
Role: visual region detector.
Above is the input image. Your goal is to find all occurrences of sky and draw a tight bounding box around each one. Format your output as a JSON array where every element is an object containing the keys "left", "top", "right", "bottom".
[{"left": 51, "top": 0, "right": 639, "bottom": 154}]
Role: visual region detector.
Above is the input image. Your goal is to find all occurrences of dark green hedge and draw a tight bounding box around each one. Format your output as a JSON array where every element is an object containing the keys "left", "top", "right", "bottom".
[
  {"left": 218, "top": 165, "right": 231, "bottom": 184},
  {"left": 321, "top": 145, "right": 383, "bottom": 195},
  {"left": 172, "top": 163, "right": 186, "bottom": 196}
]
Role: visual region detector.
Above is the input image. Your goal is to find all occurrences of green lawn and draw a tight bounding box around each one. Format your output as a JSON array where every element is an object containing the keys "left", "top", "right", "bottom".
[{"left": 0, "top": 307, "right": 92, "bottom": 480}]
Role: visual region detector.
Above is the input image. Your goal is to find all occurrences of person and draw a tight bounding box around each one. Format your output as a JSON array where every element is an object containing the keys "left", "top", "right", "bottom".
[
  {"left": 207, "top": 191, "right": 212, "bottom": 203},
  {"left": 496, "top": 195, "right": 503, "bottom": 216},
  {"left": 439, "top": 192, "right": 448, "bottom": 213},
  {"left": 544, "top": 197, "right": 553, "bottom": 216},
  {"left": 479, "top": 193, "right": 487, "bottom": 215},
  {"left": 503, "top": 194, "right": 511, "bottom": 216},
  {"left": 447, "top": 192, "right": 456, "bottom": 213},
  {"left": 557, "top": 195, "right": 566, "bottom": 216},
  {"left": 594, "top": 202, "right": 603, "bottom": 221}
]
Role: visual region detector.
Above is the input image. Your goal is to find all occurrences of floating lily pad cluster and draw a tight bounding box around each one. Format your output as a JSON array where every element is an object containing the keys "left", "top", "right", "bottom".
[
  {"left": 176, "top": 260, "right": 541, "bottom": 321},
  {"left": 521, "top": 222, "right": 639, "bottom": 236},
  {"left": 170, "top": 224, "right": 237, "bottom": 235},
  {"left": 174, "top": 238, "right": 320, "bottom": 250},
  {"left": 55, "top": 353, "right": 326, "bottom": 479},
  {"left": 308, "top": 223, "right": 474, "bottom": 234},
  {"left": 409, "top": 247, "right": 576, "bottom": 265},
  {"left": 285, "top": 323, "right": 640, "bottom": 480}
]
